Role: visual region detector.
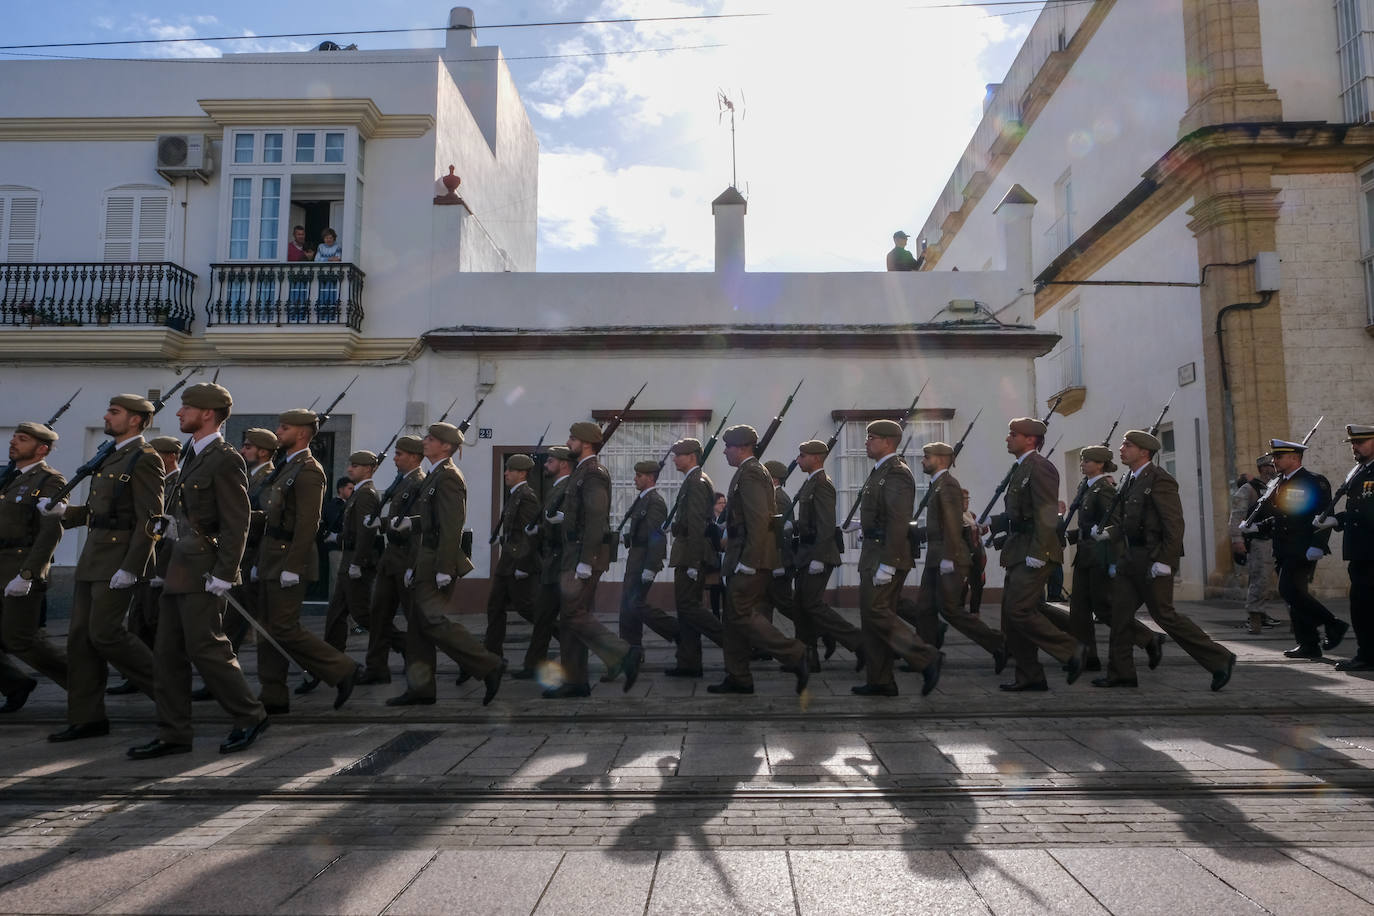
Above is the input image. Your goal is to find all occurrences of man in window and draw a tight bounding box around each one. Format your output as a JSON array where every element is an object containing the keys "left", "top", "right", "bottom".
[{"left": 287, "top": 226, "right": 309, "bottom": 262}]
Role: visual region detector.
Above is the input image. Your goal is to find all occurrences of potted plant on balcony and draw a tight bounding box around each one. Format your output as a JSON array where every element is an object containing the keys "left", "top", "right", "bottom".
[
  {"left": 149, "top": 302, "right": 171, "bottom": 325},
  {"left": 94, "top": 300, "right": 117, "bottom": 326}
]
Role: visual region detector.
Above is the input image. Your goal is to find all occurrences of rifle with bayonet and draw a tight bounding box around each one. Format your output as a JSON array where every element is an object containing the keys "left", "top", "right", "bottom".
[
  {"left": 661, "top": 401, "right": 734, "bottom": 533},
  {"left": 754, "top": 379, "right": 803, "bottom": 461},
  {"left": 976, "top": 394, "right": 1064, "bottom": 550},
  {"left": 1240, "top": 414, "right": 1325, "bottom": 532},
  {"left": 778, "top": 416, "right": 848, "bottom": 529},
  {"left": 1043, "top": 435, "right": 1063, "bottom": 461},
  {"left": 490, "top": 423, "right": 554, "bottom": 545},
  {"left": 838, "top": 379, "right": 931, "bottom": 533},
  {"left": 1316, "top": 450, "right": 1365, "bottom": 526},
  {"left": 375, "top": 423, "right": 407, "bottom": 462},
  {"left": 907, "top": 409, "right": 982, "bottom": 559},
  {"left": 603, "top": 443, "right": 676, "bottom": 562},
  {"left": 546, "top": 382, "right": 646, "bottom": 521},
  {"left": 260, "top": 376, "right": 358, "bottom": 489},
  {"left": 1058, "top": 403, "right": 1126, "bottom": 537},
  {"left": 0, "top": 386, "right": 81, "bottom": 491}
]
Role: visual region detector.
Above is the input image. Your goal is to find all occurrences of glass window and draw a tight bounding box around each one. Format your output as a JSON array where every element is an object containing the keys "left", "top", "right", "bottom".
[
  {"left": 229, "top": 178, "right": 251, "bottom": 259},
  {"left": 233, "top": 134, "right": 255, "bottom": 164},
  {"left": 257, "top": 178, "right": 281, "bottom": 259},
  {"left": 357, "top": 138, "right": 366, "bottom": 174},
  {"left": 263, "top": 133, "right": 283, "bottom": 163},
  {"left": 295, "top": 132, "right": 316, "bottom": 163},
  {"left": 324, "top": 132, "right": 345, "bottom": 163}
]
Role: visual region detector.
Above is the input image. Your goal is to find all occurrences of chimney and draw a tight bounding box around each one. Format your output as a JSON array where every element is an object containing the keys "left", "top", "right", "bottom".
[
  {"left": 448, "top": 7, "right": 477, "bottom": 50},
  {"left": 712, "top": 186, "right": 747, "bottom": 274},
  {"left": 993, "top": 183, "right": 1036, "bottom": 295}
]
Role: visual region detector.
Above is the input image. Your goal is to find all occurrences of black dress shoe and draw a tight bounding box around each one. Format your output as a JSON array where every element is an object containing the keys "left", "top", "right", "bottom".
[
  {"left": 1335, "top": 657, "right": 1374, "bottom": 672},
  {"left": 384, "top": 692, "right": 436, "bottom": 706},
  {"left": 263, "top": 703, "right": 290, "bottom": 715},
  {"left": 705, "top": 679, "right": 754, "bottom": 695},
  {"left": 999, "top": 681, "right": 1049, "bottom": 692},
  {"left": 509, "top": 668, "right": 538, "bottom": 680},
  {"left": 127, "top": 739, "right": 192, "bottom": 759},
  {"left": 190, "top": 686, "right": 214, "bottom": 702},
  {"left": 354, "top": 671, "right": 391, "bottom": 685},
  {"left": 220, "top": 718, "right": 271, "bottom": 754},
  {"left": 804, "top": 646, "right": 822, "bottom": 673},
  {"left": 1146, "top": 634, "right": 1165, "bottom": 670},
  {"left": 542, "top": 683, "right": 592, "bottom": 699},
  {"left": 106, "top": 679, "right": 140, "bottom": 696},
  {"left": 621, "top": 646, "right": 643, "bottom": 693},
  {"left": 1211, "top": 653, "right": 1237, "bottom": 692},
  {"left": 664, "top": 667, "right": 703, "bottom": 678},
  {"left": 1284, "top": 644, "right": 1322, "bottom": 660},
  {"left": 992, "top": 648, "right": 1008, "bottom": 675},
  {"left": 822, "top": 634, "right": 837, "bottom": 660},
  {"left": 1323, "top": 620, "right": 1350, "bottom": 651},
  {"left": 1065, "top": 644, "right": 1087, "bottom": 685},
  {"left": 1, "top": 678, "right": 38, "bottom": 714},
  {"left": 49, "top": 720, "right": 111, "bottom": 742},
  {"left": 851, "top": 683, "right": 898, "bottom": 697},
  {"left": 1090, "top": 676, "right": 1138, "bottom": 688},
  {"left": 333, "top": 667, "right": 358, "bottom": 710},
  {"left": 483, "top": 662, "right": 505, "bottom": 706},
  {"left": 921, "top": 653, "right": 944, "bottom": 697},
  {"left": 294, "top": 674, "right": 321, "bottom": 696}
]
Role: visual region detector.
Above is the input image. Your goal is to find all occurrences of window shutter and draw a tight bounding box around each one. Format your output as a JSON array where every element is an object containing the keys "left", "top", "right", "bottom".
[
  {"left": 102, "top": 191, "right": 170, "bottom": 262},
  {"left": 102, "top": 195, "right": 135, "bottom": 261},
  {"left": 2, "top": 195, "right": 40, "bottom": 262},
  {"left": 136, "top": 195, "right": 169, "bottom": 261}
]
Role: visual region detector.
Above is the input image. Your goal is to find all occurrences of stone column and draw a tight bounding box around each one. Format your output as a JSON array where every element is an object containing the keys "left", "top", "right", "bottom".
[{"left": 1178, "top": 0, "right": 1283, "bottom": 138}]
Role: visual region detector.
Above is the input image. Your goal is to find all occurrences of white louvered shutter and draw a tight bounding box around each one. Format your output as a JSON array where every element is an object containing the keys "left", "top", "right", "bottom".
[
  {"left": 1, "top": 194, "right": 40, "bottom": 262},
  {"left": 102, "top": 191, "right": 169, "bottom": 262}
]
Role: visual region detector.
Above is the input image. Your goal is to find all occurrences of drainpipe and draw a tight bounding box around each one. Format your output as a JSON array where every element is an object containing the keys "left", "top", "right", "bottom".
[{"left": 1215, "top": 290, "right": 1274, "bottom": 485}]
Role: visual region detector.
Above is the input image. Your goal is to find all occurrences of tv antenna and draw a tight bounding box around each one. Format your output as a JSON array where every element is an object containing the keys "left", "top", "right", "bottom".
[{"left": 717, "top": 89, "right": 746, "bottom": 189}]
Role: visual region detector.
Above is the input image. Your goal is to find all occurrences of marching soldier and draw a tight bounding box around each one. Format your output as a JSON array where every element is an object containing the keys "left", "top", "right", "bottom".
[
  {"left": 961, "top": 488, "right": 987, "bottom": 614},
  {"left": 1241, "top": 438, "right": 1343, "bottom": 659},
  {"left": 1093, "top": 430, "right": 1235, "bottom": 689},
  {"left": 356, "top": 436, "right": 423, "bottom": 685},
  {"left": 1315, "top": 424, "right": 1374, "bottom": 671},
  {"left": 843, "top": 419, "right": 941, "bottom": 697},
  {"left": 512, "top": 445, "right": 571, "bottom": 679},
  {"left": 546, "top": 421, "right": 641, "bottom": 698},
  {"left": 790, "top": 439, "right": 863, "bottom": 671},
  {"left": 252, "top": 408, "right": 359, "bottom": 713},
  {"left": 762, "top": 459, "right": 796, "bottom": 627},
  {"left": 319, "top": 451, "right": 382, "bottom": 657},
  {"left": 1230, "top": 454, "right": 1279, "bottom": 633},
  {"left": 127, "top": 383, "right": 269, "bottom": 758},
  {"left": 617, "top": 459, "right": 677, "bottom": 651},
  {"left": 221, "top": 428, "right": 279, "bottom": 658},
  {"left": 708, "top": 424, "right": 808, "bottom": 695},
  {"left": 387, "top": 422, "right": 503, "bottom": 706},
  {"left": 0, "top": 422, "right": 69, "bottom": 713},
  {"left": 987, "top": 417, "right": 1084, "bottom": 692},
  {"left": 665, "top": 438, "right": 725, "bottom": 677},
  {"left": 908, "top": 442, "right": 1007, "bottom": 673},
  {"left": 41, "top": 394, "right": 163, "bottom": 742},
  {"left": 484, "top": 453, "right": 541, "bottom": 661}
]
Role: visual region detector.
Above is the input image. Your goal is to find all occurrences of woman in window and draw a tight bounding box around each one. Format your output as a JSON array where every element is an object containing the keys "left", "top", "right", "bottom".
[{"left": 315, "top": 228, "right": 341, "bottom": 321}]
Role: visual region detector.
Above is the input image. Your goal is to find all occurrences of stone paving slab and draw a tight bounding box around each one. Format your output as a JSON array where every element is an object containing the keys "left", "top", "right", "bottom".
[{"left": 385, "top": 850, "right": 562, "bottom": 915}]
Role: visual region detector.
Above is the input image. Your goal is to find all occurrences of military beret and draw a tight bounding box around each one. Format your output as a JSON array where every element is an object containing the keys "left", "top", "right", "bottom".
[
  {"left": 1125, "top": 429, "right": 1162, "bottom": 452},
  {"left": 242, "top": 427, "right": 279, "bottom": 451},
  {"left": 181, "top": 382, "right": 231, "bottom": 410},
  {"left": 545, "top": 445, "right": 573, "bottom": 461},
  {"left": 428, "top": 422, "right": 464, "bottom": 447},
  {"left": 506, "top": 453, "right": 535, "bottom": 471},
  {"left": 568, "top": 420, "right": 603, "bottom": 445},
  {"left": 866, "top": 419, "right": 903, "bottom": 439},
  {"left": 722, "top": 424, "right": 759, "bottom": 447},
  {"left": 110, "top": 393, "right": 154, "bottom": 415},
  {"left": 278, "top": 408, "right": 318, "bottom": 427},
  {"left": 1008, "top": 417, "right": 1047, "bottom": 437},
  {"left": 395, "top": 435, "right": 424, "bottom": 455},
  {"left": 763, "top": 460, "right": 788, "bottom": 480},
  {"left": 1255, "top": 453, "right": 1275, "bottom": 467},
  {"left": 149, "top": 436, "right": 183, "bottom": 455},
  {"left": 1345, "top": 424, "right": 1374, "bottom": 442},
  {"left": 670, "top": 438, "right": 703, "bottom": 456},
  {"left": 798, "top": 439, "right": 828, "bottom": 455},
  {"left": 1080, "top": 445, "right": 1117, "bottom": 472},
  {"left": 922, "top": 442, "right": 954, "bottom": 457},
  {"left": 1267, "top": 438, "right": 1305, "bottom": 455},
  {"left": 14, "top": 421, "right": 57, "bottom": 445},
  {"left": 348, "top": 450, "right": 379, "bottom": 467},
  {"left": 634, "top": 459, "right": 661, "bottom": 475}
]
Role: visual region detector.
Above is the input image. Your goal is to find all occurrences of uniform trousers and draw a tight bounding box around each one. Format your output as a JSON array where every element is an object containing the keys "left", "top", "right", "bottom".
[
  {"left": 860, "top": 569, "right": 938, "bottom": 688},
  {"left": 558, "top": 569, "right": 630, "bottom": 686},
  {"left": 794, "top": 566, "right": 863, "bottom": 652},
  {"left": 1107, "top": 559, "right": 1231, "bottom": 681},
  {"left": 905, "top": 563, "right": 1004, "bottom": 657},
  {"left": 1245, "top": 539, "right": 1276, "bottom": 614},
  {"left": 364, "top": 568, "right": 409, "bottom": 677},
  {"left": 256, "top": 580, "right": 357, "bottom": 707},
  {"left": 128, "top": 580, "right": 161, "bottom": 648},
  {"left": 403, "top": 572, "right": 501, "bottom": 699},
  {"left": 0, "top": 589, "right": 68, "bottom": 688},
  {"left": 154, "top": 590, "right": 265, "bottom": 744},
  {"left": 1001, "top": 562, "right": 1078, "bottom": 687},
  {"left": 66, "top": 580, "right": 155, "bottom": 723},
  {"left": 673, "top": 566, "right": 724, "bottom": 670},
  {"left": 1350, "top": 561, "right": 1374, "bottom": 661},
  {"left": 485, "top": 572, "right": 535, "bottom": 657},
  {"left": 324, "top": 562, "right": 375, "bottom": 652},
  {"left": 1278, "top": 558, "right": 1338, "bottom": 649},
  {"left": 722, "top": 571, "right": 804, "bottom": 686},
  {"left": 764, "top": 573, "right": 796, "bottom": 631},
  {"left": 225, "top": 565, "right": 259, "bottom": 653},
  {"left": 618, "top": 563, "right": 679, "bottom": 647},
  {"left": 1047, "top": 564, "right": 1154, "bottom": 662}
]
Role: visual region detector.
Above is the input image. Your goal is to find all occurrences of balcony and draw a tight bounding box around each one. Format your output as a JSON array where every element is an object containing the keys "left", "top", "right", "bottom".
[{"left": 203, "top": 262, "right": 368, "bottom": 360}]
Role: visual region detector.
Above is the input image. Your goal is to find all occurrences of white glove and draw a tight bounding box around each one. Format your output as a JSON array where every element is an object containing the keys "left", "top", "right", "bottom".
[
  {"left": 404, "top": 568, "right": 414, "bottom": 587},
  {"left": 939, "top": 559, "right": 954, "bottom": 575},
  {"left": 280, "top": 570, "right": 300, "bottom": 588},
  {"left": 363, "top": 514, "right": 381, "bottom": 529},
  {"left": 204, "top": 576, "right": 232, "bottom": 597},
  {"left": 4, "top": 575, "right": 30, "bottom": 598},
  {"left": 873, "top": 563, "right": 894, "bottom": 586},
  {"left": 1239, "top": 523, "right": 1261, "bottom": 536},
  {"left": 575, "top": 562, "right": 592, "bottom": 580},
  {"left": 389, "top": 516, "right": 412, "bottom": 533},
  {"left": 1149, "top": 562, "right": 1171, "bottom": 578},
  {"left": 735, "top": 562, "right": 756, "bottom": 575},
  {"left": 149, "top": 576, "right": 164, "bottom": 589},
  {"left": 548, "top": 511, "right": 565, "bottom": 525},
  {"left": 1305, "top": 547, "right": 1324, "bottom": 562},
  {"left": 808, "top": 560, "right": 825, "bottom": 575},
  {"left": 772, "top": 568, "right": 785, "bottom": 578},
  {"left": 523, "top": 523, "right": 539, "bottom": 536},
  {"left": 1090, "top": 525, "right": 1111, "bottom": 542},
  {"left": 514, "top": 569, "right": 530, "bottom": 580},
  {"left": 783, "top": 520, "right": 794, "bottom": 534},
  {"left": 641, "top": 569, "right": 656, "bottom": 584},
  {"left": 348, "top": 564, "right": 362, "bottom": 580},
  {"left": 156, "top": 516, "right": 178, "bottom": 540},
  {"left": 436, "top": 572, "right": 453, "bottom": 589},
  {"left": 109, "top": 569, "right": 137, "bottom": 590},
  {"left": 324, "top": 532, "right": 339, "bottom": 545},
  {"left": 686, "top": 567, "right": 699, "bottom": 581},
  {"left": 841, "top": 520, "right": 861, "bottom": 534},
  {"left": 1108, "top": 563, "right": 1117, "bottom": 578},
  {"left": 250, "top": 566, "right": 259, "bottom": 583},
  {"left": 1025, "top": 557, "right": 1046, "bottom": 570},
  {"left": 1313, "top": 515, "right": 1339, "bottom": 530},
  {"left": 35, "top": 497, "right": 67, "bottom": 517}
]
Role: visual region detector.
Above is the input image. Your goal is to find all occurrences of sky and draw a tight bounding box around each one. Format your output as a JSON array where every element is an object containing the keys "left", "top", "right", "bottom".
[{"left": 1, "top": 0, "right": 1047, "bottom": 272}]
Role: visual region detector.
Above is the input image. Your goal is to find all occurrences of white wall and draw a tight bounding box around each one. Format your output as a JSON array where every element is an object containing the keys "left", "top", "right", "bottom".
[{"left": 1259, "top": 0, "right": 1344, "bottom": 123}]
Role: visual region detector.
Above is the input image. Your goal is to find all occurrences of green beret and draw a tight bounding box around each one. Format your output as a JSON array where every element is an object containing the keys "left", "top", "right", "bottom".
[
  {"left": 395, "top": 435, "right": 424, "bottom": 455},
  {"left": 569, "top": 420, "right": 603, "bottom": 445},
  {"left": 866, "top": 419, "right": 902, "bottom": 439},
  {"left": 1126, "top": 429, "right": 1162, "bottom": 452},
  {"left": 670, "top": 438, "right": 703, "bottom": 456},
  {"left": 722, "top": 424, "right": 758, "bottom": 447},
  {"left": 506, "top": 453, "right": 535, "bottom": 472},
  {"left": 545, "top": 445, "right": 573, "bottom": 461},
  {"left": 1080, "top": 445, "right": 1117, "bottom": 471},
  {"left": 1009, "top": 417, "right": 1047, "bottom": 437},
  {"left": 14, "top": 421, "right": 57, "bottom": 445},
  {"left": 1345, "top": 424, "right": 1374, "bottom": 442},
  {"left": 764, "top": 460, "right": 788, "bottom": 480},
  {"left": 428, "top": 422, "right": 464, "bottom": 447},
  {"left": 181, "top": 382, "right": 231, "bottom": 410},
  {"left": 149, "top": 436, "right": 183, "bottom": 454},
  {"left": 634, "top": 459, "right": 661, "bottom": 475},
  {"left": 922, "top": 442, "right": 954, "bottom": 457},
  {"left": 110, "top": 393, "right": 154, "bottom": 415},
  {"left": 242, "top": 427, "right": 278, "bottom": 451},
  {"left": 278, "top": 408, "right": 319, "bottom": 427},
  {"left": 348, "top": 450, "right": 379, "bottom": 467},
  {"left": 798, "top": 439, "right": 828, "bottom": 455}
]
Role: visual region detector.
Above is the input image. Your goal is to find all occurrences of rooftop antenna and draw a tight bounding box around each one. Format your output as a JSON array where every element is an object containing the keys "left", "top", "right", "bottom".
[{"left": 717, "top": 89, "right": 746, "bottom": 189}]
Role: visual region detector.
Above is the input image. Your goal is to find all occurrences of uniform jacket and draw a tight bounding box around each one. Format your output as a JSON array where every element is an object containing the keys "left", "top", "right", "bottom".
[
  {"left": 1073, "top": 476, "right": 1116, "bottom": 569},
  {"left": 164, "top": 438, "right": 250, "bottom": 595},
  {"left": 256, "top": 448, "right": 325, "bottom": 581},
  {"left": 1105, "top": 462, "right": 1184, "bottom": 569},
  {"left": 1335, "top": 460, "right": 1374, "bottom": 561},
  {"left": 340, "top": 478, "right": 382, "bottom": 569},
  {"left": 152, "top": 467, "right": 180, "bottom": 578},
  {"left": 774, "top": 485, "right": 795, "bottom": 570},
  {"left": 998, "top": 451, "right": 1063, "bottom": 569},
  {"left": 1253, "top": 466, "right": 1333, "bottom": 562},
  {"left": 242, "top": 460, "right": 274, "bottom": 571},
  {"left": 624, "top": 488, "right": 668, "bottom": 576},
  {"left": 724, "top": 457, "right": 780, "bottom": 572},
  {"left": 0, "top": 461, "right": 66, "bottom": 583},
  {"left": 379, "top": 467, "right": 426, "bottom": 576},
  {"left": 412, "top": 458, "right": 475, "bottom": 578},
  {"left": 859, "top": 455, "right": 915, "bottom": 573},
  {"left": 926, "top": 469, "right": 971, "bottom": 567},
  {"left": 63, "top": 436, "right": 164, "bottom": 581},
  {"left": 1228, "top": 478, "right": 1263, "bottom": 541},
  {"left": 793, "top": 468, "right": 841, "bottom": 567},
  {"left": 494, "top": 481, "right": 540, "bottom": 576},
  {"left": 538, "top": 475, "right": 569, "bottom": 584},
  {"left": 668, "top": 467, "right": 715, "bottom": 568},
  {"left": 562, "top": 455, "right": 612, "bottom": 571}
]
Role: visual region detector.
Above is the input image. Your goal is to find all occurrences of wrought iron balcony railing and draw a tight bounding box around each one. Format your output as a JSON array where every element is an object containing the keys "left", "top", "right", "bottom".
[
  {"left": 0, "top": 262, "right": 196, "bottom": 329},
  {"left": 206, "top": 262, "right": 365, "bottom": 330}
]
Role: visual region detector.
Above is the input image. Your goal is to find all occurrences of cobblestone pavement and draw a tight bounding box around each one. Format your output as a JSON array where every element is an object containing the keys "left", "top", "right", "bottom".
[{"left": 3, "top": 598, "right": 1374, "bottom": 914}]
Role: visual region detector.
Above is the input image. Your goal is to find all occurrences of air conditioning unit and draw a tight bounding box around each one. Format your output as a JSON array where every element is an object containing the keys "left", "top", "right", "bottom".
[{"left": 155, "top": 134, "right": 213, "bottom": 182}]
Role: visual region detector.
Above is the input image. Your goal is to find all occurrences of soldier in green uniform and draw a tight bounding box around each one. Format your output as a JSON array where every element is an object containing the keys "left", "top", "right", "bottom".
[
  {"left": 127, "top": 383, "right": 269, "bottom": 758},
  {"left": 319, "top": 450, "right": 382, "bottom": 656},
  {"left": 790, "top": 438, "right": 863, "bottom": 672},
  {"left": 708, "top": 424, "right": 808, "bottom": 695},
  {"left": 485, "top": 453, "right": 541, "bottom": 661},
  {"left": 1315, "top": 424, "right": 1374, "bottom": 670},
  {"left": 220, "top": 427, "right": 279, "bottom": 659},
  {"left": 356, "top": 436, "right": 423, "bottom": 685},
  {"left": 618, "top": 458, "right": 677, "bottom": 650},
  {"left": 665, "top": 438, "right": 725, "bottom": 677},
  {"left": 761, "top": 459, "right": 796, "bottom": 629},
  {"left": 252, "top": 408, "right": 359, "bottom": 713},
  {"left": 42, "top": 394, "right": 163, "bottom": 742},
  {"left": 512, "top": 445, "right": 571, "bottom": 680},
  {"left": 0, "top": 422, "right": 68, "bottom": 713}
]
